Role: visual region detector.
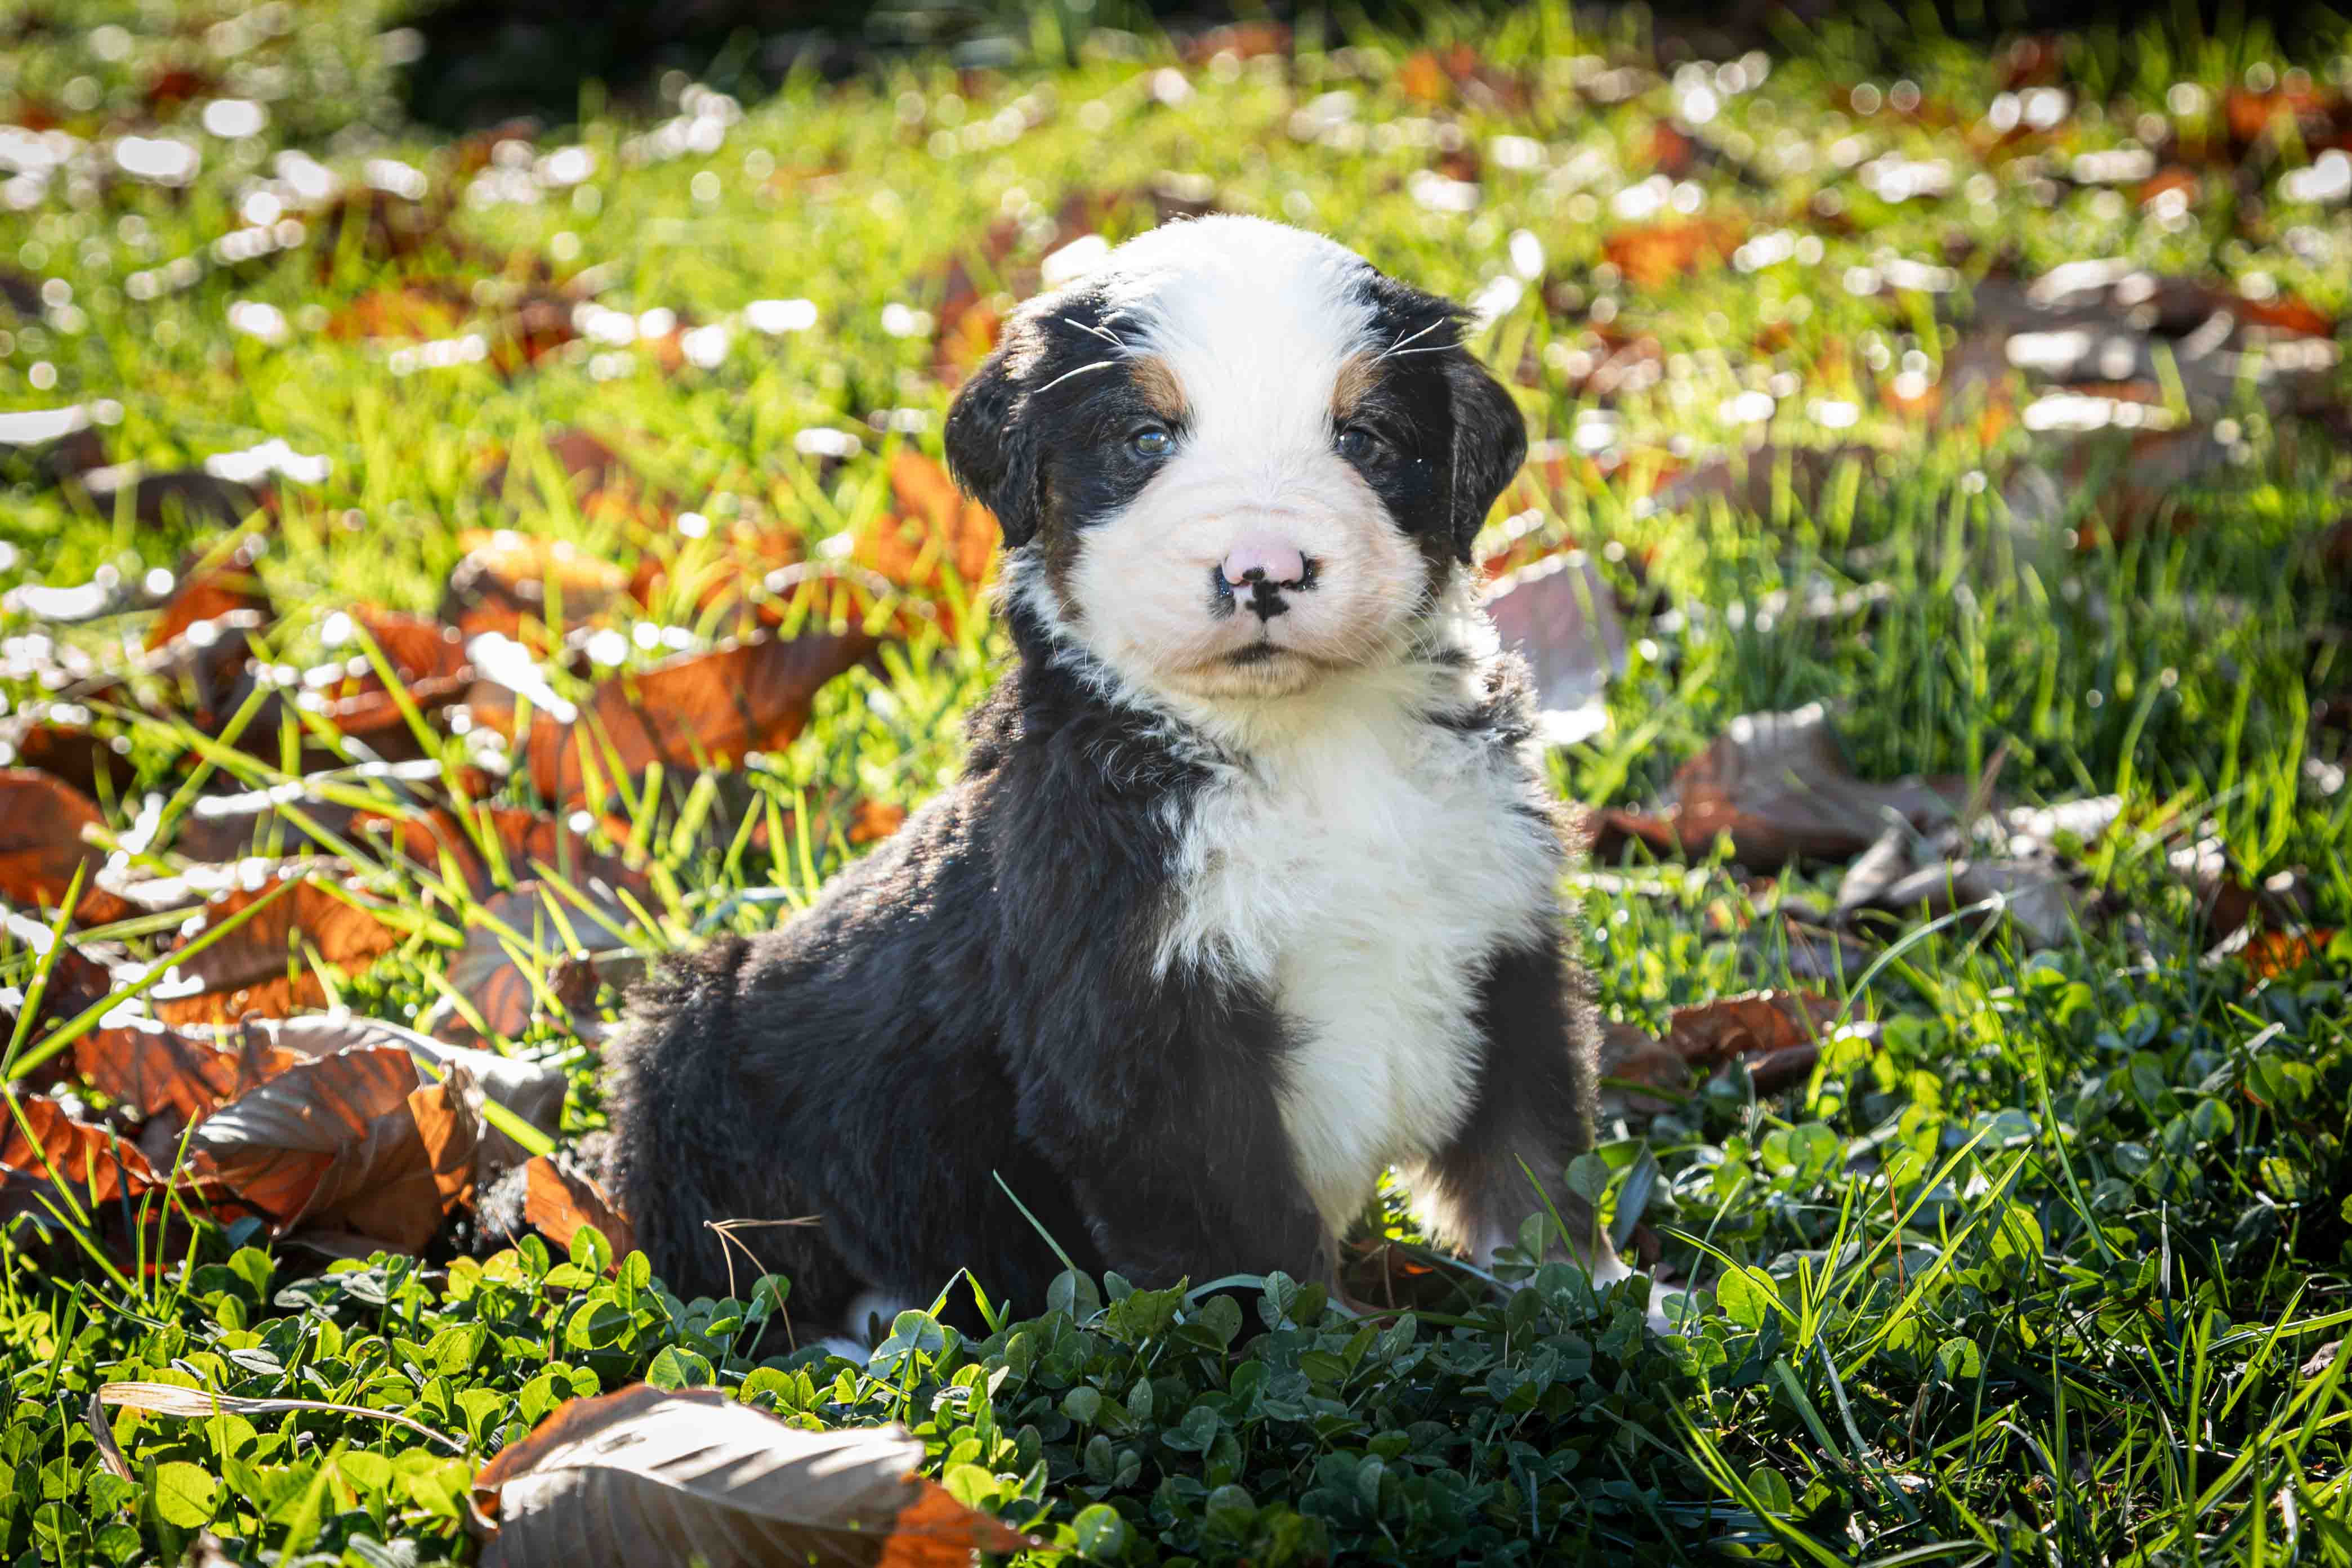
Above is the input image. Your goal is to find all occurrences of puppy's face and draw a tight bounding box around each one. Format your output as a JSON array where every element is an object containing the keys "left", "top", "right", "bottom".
[{"left": 945, "top": 217, "right": 1526, "bottom": 702}]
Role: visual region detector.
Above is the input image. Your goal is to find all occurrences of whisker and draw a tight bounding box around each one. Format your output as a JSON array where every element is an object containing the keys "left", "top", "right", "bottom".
[
  {"left": 1381, "top": 341, "right": 1461, "bottom": 358},
  {"left": 1033, "top": 358, "right": 1122, "bottom": 394},
  {"left": 1060, "top": 316, "right": 1128, "bottom": 350},
  {"left": 1379, "top": 316, "right": 1451, "bottom": 359}
]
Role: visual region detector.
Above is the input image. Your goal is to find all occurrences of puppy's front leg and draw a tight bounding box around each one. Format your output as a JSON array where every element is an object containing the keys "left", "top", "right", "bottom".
[
  {"left": 1408, "top": 939, "right": 1634, "bottom": 1290},
  {"left": 1006, "top": 982, "right": 1335, "bottom": 1294}
]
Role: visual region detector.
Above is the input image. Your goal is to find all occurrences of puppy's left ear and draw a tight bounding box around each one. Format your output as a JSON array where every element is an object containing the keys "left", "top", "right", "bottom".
[
  {"left": 944, "top": 312, "right": 1048, "bottom": 550},
  {"left": 1443, "top": 354, "right": 1529, "bottom": 565}
]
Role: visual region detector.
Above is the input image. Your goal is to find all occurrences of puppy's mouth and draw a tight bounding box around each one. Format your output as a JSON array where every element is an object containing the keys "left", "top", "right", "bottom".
[{"left": 1224, "top": 642, "right": 1283, "bottom": 667}]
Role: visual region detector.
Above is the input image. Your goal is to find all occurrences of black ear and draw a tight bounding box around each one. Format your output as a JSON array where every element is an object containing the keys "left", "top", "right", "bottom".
[
  {"left": 944, "top": 316, "right": 1047, "bottom": 550},
  {"left": 1442, "top": 352, "right": 1528, "bottom": 565}
]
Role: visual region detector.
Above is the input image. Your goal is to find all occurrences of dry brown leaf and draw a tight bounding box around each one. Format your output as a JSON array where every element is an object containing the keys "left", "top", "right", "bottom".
[
  {"left": 0, "top": 770, "right": 135, "bottom": 925},
  {"left": 150, "top": 873, "right": 404, "bottom": 1027},
  {"left": 1481, "top": 551, "right": 1627, "bottom": 746},
  {"left": 521, "top": 629, "right": 880, "bottom": 802},
  {"left": 845, "top": 451, "right": 1001, "bottom": 637},
  {"left": 523, "top": 1152, "right": 635, "bottom": 1259},
  {"left": 184, "top": 1042, "right": 475, "bottom": 1252},
  {"left": 444, "top": 880, "right": 641, "bottom": 1041},
  {"left": 355, "top": 805, "right": 645, "bottom": 901},
  {"left": 0, "top": 709, "right": 135, "bottom": 799},
  {"left": 471, "top": 1385, "right": 1041, "bottom": 1568},
  {"left": 1597, "top": 707, "right": 1966, "bottom": 870},
  {"left": 147, "top": 542, "right": 271, "bottom": 654},
  {"left": 74, "top": 1016, "right": 309, "bottom": 1128},
  {"left": 2240, "top": 928, "right": 2340, "bottom": 979},
  {"left": 1600, "top": 990, "right": 1844, "bottom": 1114},
  {"left": 442, "top": 529, "right": 632, "bottom": 644},
  {"left": 198, "top": 1014, "right": 564, "bottom": 1184},
  {"left": 847, "top": 799, "right": 908, "bottom": 845},
  {"left": 1, "top": 1094, "right": 169, "bottom": 1209},
  {"left": 1603, "top": 218, "right": 1743, "bottom": 290}
]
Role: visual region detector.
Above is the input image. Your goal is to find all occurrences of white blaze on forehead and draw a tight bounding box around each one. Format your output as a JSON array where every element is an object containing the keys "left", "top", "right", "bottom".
[{"left": 1096, "top": 217, "right": 1377, "bottom": 459}]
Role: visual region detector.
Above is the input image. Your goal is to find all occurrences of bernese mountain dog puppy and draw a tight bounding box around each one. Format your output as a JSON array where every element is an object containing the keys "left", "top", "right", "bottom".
[{"left": 605, "top": 215, "right": 1631, "bottom": 1337}]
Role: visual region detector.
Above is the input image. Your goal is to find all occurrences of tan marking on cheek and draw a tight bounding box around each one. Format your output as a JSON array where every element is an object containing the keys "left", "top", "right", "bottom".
[
  {"left": 1129, "top": 355, "right": 1190, "bottom": 423},
  {"left": 1331, "top": 351, "right": 1379, "bottom": 424}
]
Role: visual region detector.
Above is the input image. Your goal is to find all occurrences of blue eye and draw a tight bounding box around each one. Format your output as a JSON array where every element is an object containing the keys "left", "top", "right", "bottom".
[
  {"left": 1131, "top": 427, "right": 1174, "bottom": 458},
  {"left": 1336, "top": 425, "right": 1378, "bottom": 462}
]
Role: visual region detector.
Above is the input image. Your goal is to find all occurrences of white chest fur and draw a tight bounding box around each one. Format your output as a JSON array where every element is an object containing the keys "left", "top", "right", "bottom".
[{"left": 1153, "top": 665, "right": 1563, "bottom": 1235}]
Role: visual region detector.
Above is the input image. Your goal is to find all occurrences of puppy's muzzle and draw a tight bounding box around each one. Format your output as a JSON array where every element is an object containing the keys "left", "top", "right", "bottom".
[{"left": 1211, "top": 541, "right": 1318, "bottom": 623}]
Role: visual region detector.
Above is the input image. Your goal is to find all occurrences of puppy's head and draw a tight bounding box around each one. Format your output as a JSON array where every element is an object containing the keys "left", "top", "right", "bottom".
[{"left": 945, "top": 216, "right": 1525, "bottom": 702}]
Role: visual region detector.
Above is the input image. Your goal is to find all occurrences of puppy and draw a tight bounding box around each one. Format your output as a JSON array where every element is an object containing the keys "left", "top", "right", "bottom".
[{"left": 605, "top": 216, "right": 1628, "bottom": 1335}]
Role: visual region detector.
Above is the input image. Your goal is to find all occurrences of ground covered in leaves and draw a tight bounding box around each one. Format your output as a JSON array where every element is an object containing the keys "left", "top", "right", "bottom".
[{"left": 2, "top": 3, "right": 2351, "bottom": 1565}]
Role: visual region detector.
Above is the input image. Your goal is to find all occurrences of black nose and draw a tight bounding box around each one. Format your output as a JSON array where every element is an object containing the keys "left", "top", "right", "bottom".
[{"left": 1207, "top": 558, "right": 1317, "bottom": 622}]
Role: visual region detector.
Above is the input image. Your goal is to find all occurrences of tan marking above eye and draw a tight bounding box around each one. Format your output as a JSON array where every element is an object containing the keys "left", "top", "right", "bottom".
[
  {"left": 1330, "top": 351, "right": 1378, "bottom": 423},
  {"left": 1128, "top": 355, "right": 1190, "bottom": 422}
]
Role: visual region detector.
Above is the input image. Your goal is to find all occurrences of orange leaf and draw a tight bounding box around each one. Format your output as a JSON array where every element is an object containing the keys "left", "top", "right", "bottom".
[
  {"left": 523, "top": 1153, "right": 636, "bottom": 1259},
  {"left": 471, "top": 1386, "right": 1041, "bottom": 1566},
  {"left": 0, "top": 770, "right": 134, "bottom": 925},
  {"left": 185, "top": 1043, "right": 466, "bottom": 1252},
  {"left": 150, "top": 873, "right": 404, "bottom": 1028},
  {"left": 1603, "top": 218, "right": 1743, "bottom": 290},
  {"left": 74, "top": 1015, "right": 309, "bottom": 1128},
  {"left": 2241, "top": 928, "right": 2339, "bottom": 979},
  {"left": 521, "top": 629, "right": 878, "bottom": 802},
  {"left": 441, "top": 529, "right": 632, "bottom": 644}
]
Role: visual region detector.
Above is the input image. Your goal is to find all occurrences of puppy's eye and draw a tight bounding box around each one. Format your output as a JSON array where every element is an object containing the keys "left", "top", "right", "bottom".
[
  {"left": 1130, "top": 427, "right": 1174, "bottom": 459},
  {"left": 1335, "top": 425, "right": 1382, "bottom": 463}
]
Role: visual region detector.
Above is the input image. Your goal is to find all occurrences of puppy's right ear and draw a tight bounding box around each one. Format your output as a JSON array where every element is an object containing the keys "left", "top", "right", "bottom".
[{"left": 944, "top": 313, "right": 1047, "bottom": 550}]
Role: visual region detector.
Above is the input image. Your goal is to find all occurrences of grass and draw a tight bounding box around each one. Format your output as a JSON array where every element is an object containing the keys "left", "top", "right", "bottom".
[{"left": 2, "top": 2, "right": 2350, "bottom": 1563}]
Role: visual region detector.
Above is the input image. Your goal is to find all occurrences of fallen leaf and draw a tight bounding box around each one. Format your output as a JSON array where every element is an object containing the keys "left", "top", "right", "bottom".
[
  {"left": 0, "top": 770, "right": 135, "bottom": 925},
  {"left": 522, "top": 1152, "right": 635, "bottom": 1259},
  {"left": 74, "top": 1015, "right": 309, "bottom": 1128},
  {"left": 1, "top": 1095, "right": 177, "bottom": 1218},
  {"left": 149, "top": 873, "right": 404, "bottom": 1026},
  {"left": 520, "top": 629, "right": 879, "bottom": 802},
  {"left": 72, "top": 467, "right": 267, "bottom": 528},
  {"left": 846, "top": 450, "right": 1000, "bottom": 636},
  {"left": 1600, "top": 990, "right": 1848, "bottom": 1114},
  {"left": 148, "top": 541, "right": 271, "bottom": 653},
  {"left": 847, "top": 799, "right": 907, "bottom": 845},
  {"left": 1597, "top": 707, "right": 1966, "bottom": 869},
  {"left": 355, "top": 805, "right": 645, "bottom": 901},
  {"left": 0, "top": 707, "right": 133, "bottom": 801},
  {"left": 1642, "top": 444, "right": 1884, "bottom": 522},
  {"left": 184, "top": 1042, "right": 474, "bottom": 1252},
  {"left": 1603, "top": 218, "right": 1743, "bottom": 290},
  {"left": 1834, "top": 795, "right": 2121, "bottom": 949},
  {"left": 2239, "top": 928, "right": 2340, "bottom": 979},
  {"left": 162, "top": 1013, "right": 564, "bottom": 1183},
  {"left": 1482, "top": 550, "right": 1627, "bottom": 745},
  {"left": 441, "top": 529, "right": 632, "bottom": 644},
  {"left": 443, "top": 879, "right": 643, "bottom": 1041},
  {"left": 471, "top": 1385, "right": 1041, "bottom": 1568}
]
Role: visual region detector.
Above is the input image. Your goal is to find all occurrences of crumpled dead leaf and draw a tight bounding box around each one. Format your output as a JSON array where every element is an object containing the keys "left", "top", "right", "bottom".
[
  {"left": 0, "top": 770, "right": 136, "bottom": 926},
  {"left": 1834, "top": 796, "right": 2122, "bottom": 949},
  {"left": 470, "top": 1385, "right": 1042, "bottom": 1568},
  {"left": 1482, "top": 550, "right": 1627, "bottom": 746},
  {"left": 521, "top": 1152, "right": 635, "bottom": 1260},
  {"left": 149, "top": 872, "right": 405, "bottom": 1026},
  {"left": 1597, "top": 706, "right": 1966, "bottom": 869},
  {"left": 181, "top": 1043, "right": 476, "bottom": 1252},
  {"left": 1599, "top": 990, "right": 1853, "bottom": 1116},
  {"left": 520, "top": 628, "right": 880, "bottom": 802}
]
